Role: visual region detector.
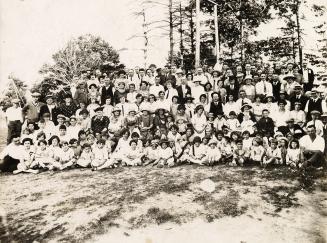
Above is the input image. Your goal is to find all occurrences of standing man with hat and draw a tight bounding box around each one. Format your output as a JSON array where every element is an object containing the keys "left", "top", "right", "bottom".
[
  {"left": 289, "top": 84, "right": 307, "bottom": 110},
  {"left": 22, "top": 92, "right": 45, "bottom": 123},
  {"left": 298, "top": 60, "right": 315, "bottom": 92},
  {"left": 5, "top": 99, "right": 23, "bottom": 144},
  {"left": 304, "top": 88, "right": 322, "bottom": 121}
]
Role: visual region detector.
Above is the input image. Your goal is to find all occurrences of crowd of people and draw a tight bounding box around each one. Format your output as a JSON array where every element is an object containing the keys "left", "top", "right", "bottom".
[{"left": 1, "top": 60, "right": 327, "bottom": 174}]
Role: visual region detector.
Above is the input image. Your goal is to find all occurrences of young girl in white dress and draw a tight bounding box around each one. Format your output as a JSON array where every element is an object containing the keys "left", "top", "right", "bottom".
[{"left": 286, "top": 139, "right": 302, "bottom": 168}]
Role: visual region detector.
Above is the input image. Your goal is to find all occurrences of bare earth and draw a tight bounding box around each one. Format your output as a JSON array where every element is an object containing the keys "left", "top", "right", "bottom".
[{"left": 0, "top": 125, "right": 326, "bottom": 243}]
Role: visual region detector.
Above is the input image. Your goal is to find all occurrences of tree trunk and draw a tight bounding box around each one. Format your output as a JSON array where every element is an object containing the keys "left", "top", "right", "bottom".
[
  {"left": 295, "top": 0, "right": 302, "bottom": 67},
  {"left": 190, "top": 8, "right": 195, "bottom": 54},
  {"left": 179, "top": 2, "right": 184, "bottom": 68},
  {"left": 169, "top": 0, "right": 174, "bottom": 66},
  {"left": 142, "top": 10, "right": 148, "bottom": 68}
]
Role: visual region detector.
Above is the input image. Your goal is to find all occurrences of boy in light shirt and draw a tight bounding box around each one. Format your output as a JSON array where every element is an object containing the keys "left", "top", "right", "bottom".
[{"left": 91, "top": 139, "right": 110, "bottom": 170}]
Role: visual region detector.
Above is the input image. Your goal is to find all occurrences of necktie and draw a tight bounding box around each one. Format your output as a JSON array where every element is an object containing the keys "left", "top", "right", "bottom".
[
  {"left": 241, "top": 99, "right": 244, "bottom": 106},
  {"left": 166, "top": 90, "right": 170, "bottom": 99},
  {"left": 213, "top": 79, "right": 216, "bottom": 91},
  {"left": 263, "top": 82, "right": 267, "bottom": 93},
  {"left": 122, "top": 105, "right": 124, "bottom": 116}
]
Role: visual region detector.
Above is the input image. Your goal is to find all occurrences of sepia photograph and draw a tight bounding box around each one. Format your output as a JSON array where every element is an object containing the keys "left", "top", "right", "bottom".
[{"left": 0, "top": 0, "right": 326, "bottom": 242}]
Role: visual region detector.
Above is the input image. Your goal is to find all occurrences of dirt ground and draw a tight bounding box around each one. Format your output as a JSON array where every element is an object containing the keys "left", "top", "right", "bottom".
[{"left": 0, "top": 124, "right": 327, "bottom": 243}]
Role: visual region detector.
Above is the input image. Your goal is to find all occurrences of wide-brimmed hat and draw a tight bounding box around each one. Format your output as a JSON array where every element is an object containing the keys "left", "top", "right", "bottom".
[
  {"left": 12, "top": 98, "right": 20, "bottom": 103},
  {"left": 94, "top": 107, "right": 104, "bottom": 112},
  {"left": 310, "top": 110, "right": 321, "bottom": 115},
  {"left": 31, "top": 92, "right": 41, "bottom": 97},
  {"left": 283, "top": 75, "right": 296, "bottom": 80},
  {"left": 112, "top": 107, "right": 121, "bottom": 113},
  {"left": 241, "top": 103, "right": 252, "bottom": 111},
  {"left": 244, "top": 75, "right": 253, "bottom": 81}
]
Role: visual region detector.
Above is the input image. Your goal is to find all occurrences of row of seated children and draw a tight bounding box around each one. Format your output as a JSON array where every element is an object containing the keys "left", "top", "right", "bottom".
[{"left": 13, "top": 131, "right": 303, "bottom": 174}]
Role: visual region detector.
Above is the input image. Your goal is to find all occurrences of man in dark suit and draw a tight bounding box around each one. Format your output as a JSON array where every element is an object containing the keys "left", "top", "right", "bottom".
[
  {"left": 305, "top": 88, "right": 322, "bottom": 121},
  {"left": 208, "top": 92, "right": 224, "bottom": 118},
  {"left": 101, "top": 77, "right": 114, "bottom": 105},
  {"left": 39, "top": 95, "right": 59, "bottom": 124},
  {"left": 225, "top": 77, "right": 239, "bottom": 101},
  {"left": 298, "top": 60, "right": 314, "bottom": 92},
  {"left": 271, "top": 74, "right": 282, "bottom": 100},
  {"left": 289, "top": 84, "right": 308, "bottom": 110},
  {"left": 176, "top": 78, "right": 191, "bottom": 103}
]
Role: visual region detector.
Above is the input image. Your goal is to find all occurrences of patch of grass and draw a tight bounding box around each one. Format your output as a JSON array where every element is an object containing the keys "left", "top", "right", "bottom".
[
  {"left": 128, "top": 207, "right": 180, "bottom": 229},
  {"left": 30, "top": 192, "right": 43, "bottom": 201},
  {"left": 261, "top": 185, "right": 300, "bottom": 211},
  {"left": 193, "top": 189, "right": 247, "bottom": 221},
  {"left": 160, "top": 181, "right": 191, "bottom": 194}
]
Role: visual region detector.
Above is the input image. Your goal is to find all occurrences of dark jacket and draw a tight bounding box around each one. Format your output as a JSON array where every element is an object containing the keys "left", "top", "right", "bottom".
[
  {"left": 176, "top": 85, "right": 192, "bottom": 103},
  {"left": 257, "top": 116, "right": 275, "bottom": 137}
]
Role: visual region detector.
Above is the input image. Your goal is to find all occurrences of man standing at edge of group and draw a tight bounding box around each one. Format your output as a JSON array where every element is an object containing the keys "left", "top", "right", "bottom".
[{"left": 5, "top": 98, "right": 23, "bottom": 144}]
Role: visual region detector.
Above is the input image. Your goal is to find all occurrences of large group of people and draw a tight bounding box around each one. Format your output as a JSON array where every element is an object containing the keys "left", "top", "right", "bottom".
[{"left": 1, "top": 59, "right": 327, "bottom": 174}]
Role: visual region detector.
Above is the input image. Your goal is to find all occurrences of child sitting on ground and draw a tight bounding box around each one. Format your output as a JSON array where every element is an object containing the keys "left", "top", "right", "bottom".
[
  {"left": 142, "top": 139, "right": 160, "bottom": 166},
  {"left": 122, "top": 139, "right": 143, "bottom": 166},
  {"left": 187, "top": 136, "right": 207, "bottom": 165},
  {"left": 286, "top": 139, "right": 302, "bottom": 169},
  {"left": 231, "top": 139, "right": 249, "bottom": 166},
  {"left": 156, "top": 140, "right": 174, "bottom": 167},
  {"left": 249, "top": 137, "right": 265, "bottom": 166},
  {"left": 262, "top": 139, "right": 282, "bottom": 167},
  {"left": 58, "top": 141, "right": 76, "bottom": 170},
  {"left": 76, "top": 143, "right": 94, "bottom": 168},
  {"left": 91, "top": 139, "right": 110, "bottom": 170},
  {"left": 31, "top": 139, "right": 53, "bottom": 169},
  {"left": 13, "top": 138, "right": 39, "bottom": 174},
  {"left": 204, "top": 139, "right": 221, "bottom": 165}
]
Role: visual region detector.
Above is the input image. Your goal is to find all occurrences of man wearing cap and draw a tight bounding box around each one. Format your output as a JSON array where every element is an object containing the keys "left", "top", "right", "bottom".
[
  {"left": 91, "top": 107, "right": 110, "bottom": 134},
  {"left": 300, "top": 125, "right": 325, "bottom": 169},
  {"left": 22, "top": 92, "right": 45, "bottom": 123},
  {"left": 278, "top": 117, "right": 304, "bottom": 137},
  {"left": 5, "top": 99, "right": 23, "bottom": 144},
  {"left": 304, "top": 88, "right": 322, "bottom": 120},
  {"left": 289, "top": 84, "right": 308, "bottom": 110},
  {"left": 298, "top": 60, "right": 315, "bottom": 92}
]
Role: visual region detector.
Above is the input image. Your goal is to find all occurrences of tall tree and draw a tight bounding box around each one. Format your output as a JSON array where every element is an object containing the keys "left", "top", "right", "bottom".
[{"left": 39, "top": 34, "right": 119, "bottom": 85}]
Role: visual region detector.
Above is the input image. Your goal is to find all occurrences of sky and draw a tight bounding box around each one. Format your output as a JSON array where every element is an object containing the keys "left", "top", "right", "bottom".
[{"left": 0, "top": 0, "right": 326, "bottom": 90}]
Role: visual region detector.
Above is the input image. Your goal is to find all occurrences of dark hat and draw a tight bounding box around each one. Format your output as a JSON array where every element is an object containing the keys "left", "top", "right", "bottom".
[
  {"left": 241, "top": 103, "right": 252, "bottom": 111},
  {"left": 160, "top": 139, "right": 169, "bottom": 145},
  {"left": 277, "top": 100, "right": 287, "bottom": 105},
  {"left": 193, "top": 136, "right": 202, "bottom": 143},
  {"left": 64, "top": 93, "right": 72, "bottom": 99},
  {"left": 195, "top": 104, "right": 204, "bottom": 112},
  {"left": 229, "top": 111, "right": 237, "bottom": 116},
  {"left": 94, "top": 107, "right": 104, "bottom": 112},
  {"left": 177, "top": 104, "right": 186, "bottom": 110}
]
